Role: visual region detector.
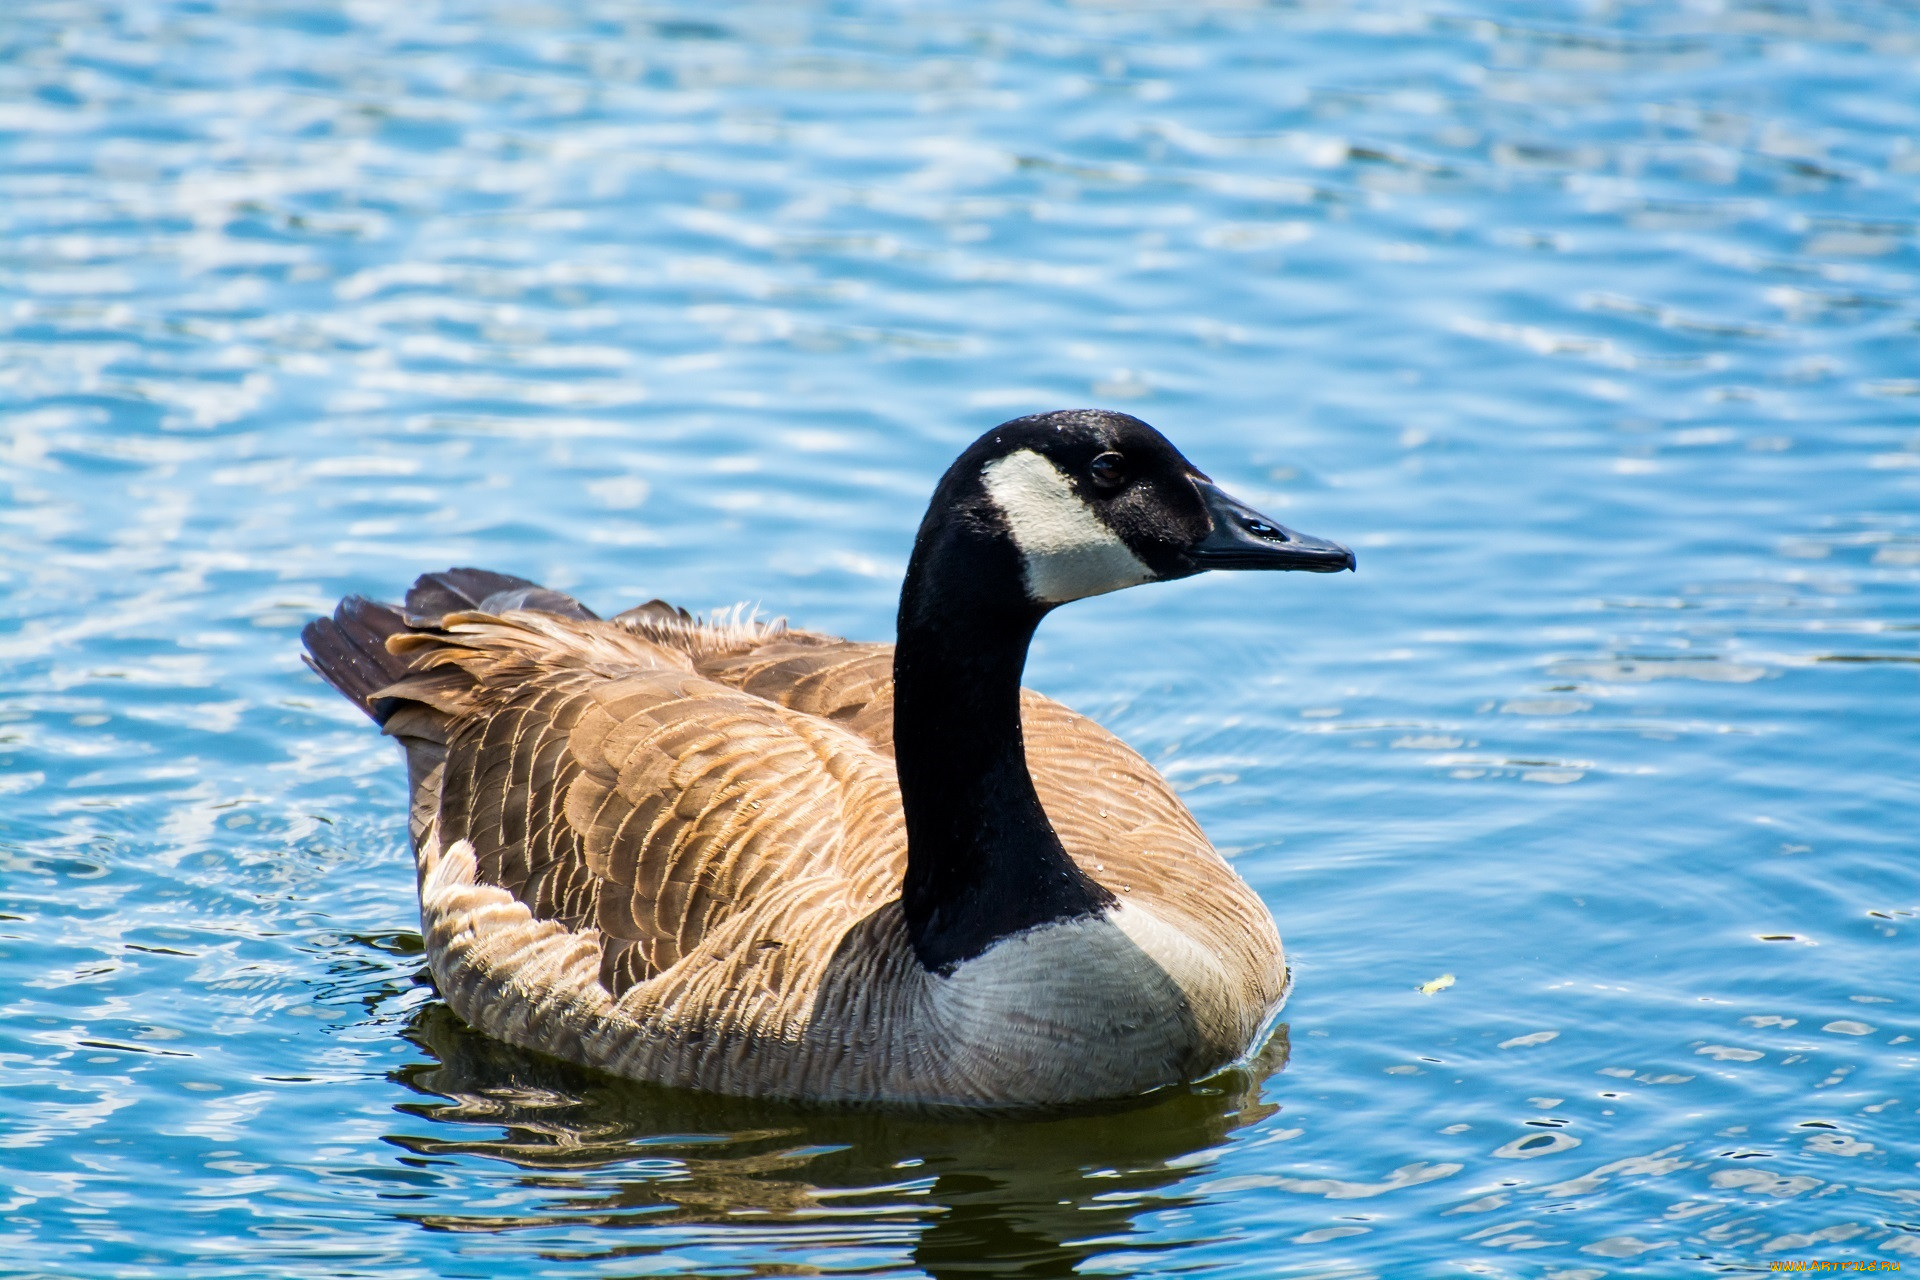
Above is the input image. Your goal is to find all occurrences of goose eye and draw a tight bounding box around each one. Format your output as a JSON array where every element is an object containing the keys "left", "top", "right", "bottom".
[{"left": 1088, "top": 451, "right": 1127, "bottom": 491}]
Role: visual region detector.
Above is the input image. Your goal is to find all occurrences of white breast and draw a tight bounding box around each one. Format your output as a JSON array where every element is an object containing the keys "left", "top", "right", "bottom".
[
  {"left": 921, "top": 900, "right": 1266, "bottom": 1102},
  {"left": 981, "top": 449, "right": 1154, "bottom": 604}
]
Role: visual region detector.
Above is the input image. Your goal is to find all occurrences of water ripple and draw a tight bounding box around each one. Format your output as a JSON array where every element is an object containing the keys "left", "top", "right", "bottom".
[{"left": 2, "top": 0, "right": 1917, "bottom": 1275}]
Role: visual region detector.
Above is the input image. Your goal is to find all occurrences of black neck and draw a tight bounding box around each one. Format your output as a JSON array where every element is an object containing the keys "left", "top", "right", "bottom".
[{"left": 893, "top": 497, "right": 1116, "bottom": 974}]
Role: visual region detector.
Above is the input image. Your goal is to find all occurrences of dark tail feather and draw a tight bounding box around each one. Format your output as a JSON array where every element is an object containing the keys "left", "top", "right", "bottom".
[
  {"left": 302, "top": 596, "right": 413, "bottom": 724},
  {"left": 404, "top": 567, "right": 598, "bottom": 625},
  {"left": 309, "top": 569, "right": 599, "bottom": 721}
]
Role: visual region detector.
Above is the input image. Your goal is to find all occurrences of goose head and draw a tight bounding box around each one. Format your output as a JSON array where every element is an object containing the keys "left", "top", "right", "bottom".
[
  {"left": 907, "top": 409, "right": 1352, "bottom": 622},
  {"left": 893, "top": 409, "right": 1351, "bottom": 974}
]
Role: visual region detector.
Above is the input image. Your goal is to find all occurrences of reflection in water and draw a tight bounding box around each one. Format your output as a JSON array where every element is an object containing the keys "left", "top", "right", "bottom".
[{"left": 390, "top": 1003, "right": 1289, "bottom": 1277}]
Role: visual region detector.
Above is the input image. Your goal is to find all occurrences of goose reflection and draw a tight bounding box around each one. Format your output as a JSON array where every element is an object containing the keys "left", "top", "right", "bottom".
[{"left": 386, "top": 1003, "right": 1290, "bottom": 1277}]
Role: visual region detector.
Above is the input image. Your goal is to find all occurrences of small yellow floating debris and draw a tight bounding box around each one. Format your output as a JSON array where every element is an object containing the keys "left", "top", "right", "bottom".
[{"left": 1419, "top": 973, "right": 1456, "bottom": 996}]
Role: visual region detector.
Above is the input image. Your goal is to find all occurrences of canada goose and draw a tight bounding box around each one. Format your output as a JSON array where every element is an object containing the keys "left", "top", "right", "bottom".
[{"left": 304, "top": 409, "right": 1352, "bottom": 1107}]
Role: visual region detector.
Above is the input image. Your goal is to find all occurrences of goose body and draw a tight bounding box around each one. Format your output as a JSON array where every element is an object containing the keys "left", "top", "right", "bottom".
[{"left": 305, "top": 410, "right": 1351, "bottom": 1107}]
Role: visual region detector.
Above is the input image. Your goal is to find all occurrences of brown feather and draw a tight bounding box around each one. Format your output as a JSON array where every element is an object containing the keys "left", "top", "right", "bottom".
[{"left": 330, "top": 598, "right": 1283, "bottom": 1106}]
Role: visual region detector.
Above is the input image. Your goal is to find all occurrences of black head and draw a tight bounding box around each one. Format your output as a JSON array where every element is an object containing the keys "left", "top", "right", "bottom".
[{"left": 921, "top": 409, "right": 1353, "bottom": 610}]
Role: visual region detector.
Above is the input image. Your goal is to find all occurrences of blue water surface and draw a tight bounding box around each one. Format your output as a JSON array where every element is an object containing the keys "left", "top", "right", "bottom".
[{"left": 2, "top": 1, "right": 1917, "bottom": 1275}]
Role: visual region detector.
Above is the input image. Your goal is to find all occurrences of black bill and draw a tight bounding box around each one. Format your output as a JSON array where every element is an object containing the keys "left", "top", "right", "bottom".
[{"left": 1189, "top": 479, "right": 1355, "bottom": 573}]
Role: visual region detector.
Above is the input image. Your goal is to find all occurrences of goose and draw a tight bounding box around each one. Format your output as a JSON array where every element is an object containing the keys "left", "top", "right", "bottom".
[{"left": 304, "top": 409, "right": 1352, "bottom": 1107}]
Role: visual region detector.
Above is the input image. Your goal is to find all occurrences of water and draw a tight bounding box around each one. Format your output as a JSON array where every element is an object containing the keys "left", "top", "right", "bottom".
[{"left": 2, "top": 0, "right": 1917, "bottom": 1274}]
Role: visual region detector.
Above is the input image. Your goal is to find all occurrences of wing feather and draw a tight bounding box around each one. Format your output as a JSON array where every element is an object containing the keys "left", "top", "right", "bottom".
[
  {"left": 386, "top": 602, "right": 1263, "bottom": 1023},
  {"left": 402, "top": 613, "right": 905, "bottom": 1001}
]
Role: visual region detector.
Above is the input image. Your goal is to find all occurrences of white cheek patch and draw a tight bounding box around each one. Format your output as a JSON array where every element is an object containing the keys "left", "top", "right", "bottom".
[{"left": 981, "top": 450, "right": 1154, "bottom": 604}]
